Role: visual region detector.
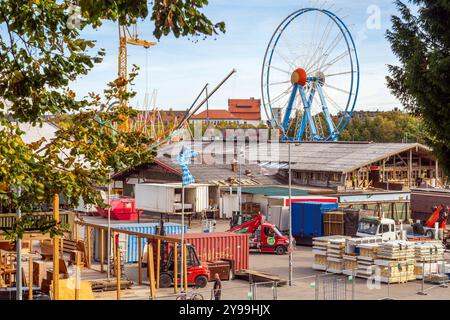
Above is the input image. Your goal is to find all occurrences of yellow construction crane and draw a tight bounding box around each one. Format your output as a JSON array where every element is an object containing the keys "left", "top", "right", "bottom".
[{"left": 117, "top": 20, "right": 156, "bottom": 132}]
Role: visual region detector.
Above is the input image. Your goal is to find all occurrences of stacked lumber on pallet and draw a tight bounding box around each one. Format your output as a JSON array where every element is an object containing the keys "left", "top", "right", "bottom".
[
  {"left": 342, "top": 255, "right": 358, "bottom": 276},
  {"left": 414, "top": 241, "right": 445, "bottom": 280},
  {"left": 326, "top": 238, "right": 346, "bottom": 274},
  {"left": 374, "top": 241, "right": 416, "bottom": 283},
  {"left": 312, "top": 236, "right": 346, "bottom": 271},
  {"left": 356, "top": 243, "right": 380, "bottom": 279},
  {"left": 312, "top": 237, "right": 331, "bottom": 271}
]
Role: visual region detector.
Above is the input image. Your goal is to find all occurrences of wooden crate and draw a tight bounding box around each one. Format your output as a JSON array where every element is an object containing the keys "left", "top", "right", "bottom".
[{"left": 323, "top": 212, "right": 345, "bottom": 236}]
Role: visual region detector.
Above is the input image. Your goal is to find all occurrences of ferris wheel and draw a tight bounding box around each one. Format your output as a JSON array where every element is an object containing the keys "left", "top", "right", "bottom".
[{"left": 261, "top": 8, "right": 360, "bottom": 141}]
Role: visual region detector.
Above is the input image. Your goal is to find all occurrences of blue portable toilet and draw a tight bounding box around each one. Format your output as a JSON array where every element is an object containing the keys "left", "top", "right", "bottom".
[{"left": 291, "top": 202, "right": 339, "bottom": 238}]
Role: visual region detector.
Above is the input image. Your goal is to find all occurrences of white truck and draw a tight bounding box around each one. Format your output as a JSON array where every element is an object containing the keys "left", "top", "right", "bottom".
[
  {"left": 356, "top": 216, "right": 448, "bottom": 243},
  {"left": 356, "top": 216, "right": 405, "bottom": 241}
]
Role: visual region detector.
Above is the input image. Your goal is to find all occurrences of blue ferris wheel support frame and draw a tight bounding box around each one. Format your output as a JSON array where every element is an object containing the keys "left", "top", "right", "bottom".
[{"left": 261, "top": 8, "right": 360, "bottom": 142}]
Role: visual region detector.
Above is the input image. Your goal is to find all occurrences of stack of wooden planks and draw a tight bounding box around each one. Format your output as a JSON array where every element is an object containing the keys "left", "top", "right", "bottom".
[
  {"left": 374, "top": 241, "right": 416, "bottom": 283},
  {"left": 414, "top": 241, "right": 445, "bottom": 279},
  {"left": 312, "top": 236, "right": 347, "bottom": 271},
  {"left": 326, "top": 238, "right": 347, "bottom": 274},
  {"left": 356, "top": 243, "right": 380, "bottom": 279}
]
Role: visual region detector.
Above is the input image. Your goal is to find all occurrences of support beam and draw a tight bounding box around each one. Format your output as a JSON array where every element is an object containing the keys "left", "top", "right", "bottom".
[
  {"left": 52, "top": 194, "right": 60, "bottom": 300},
  {"left": 174, "top": 244, "right": 178, "bottom": 294},
  {"left": 156, "top": 239, "right": 161, "bottom": 289},
  {"left": 409, "top": 149, "right": 413, "bottom": 188},
  {"left": 138, "top": 238, "right": 142, "bottom": 285},
  {"left": 148, "top": 243, "right": 156, "bottom": 299},
  {"left": 117, "top": 244, "right": 121, "bottom": 300},
  {"left": 100, "top": 229, "right": 104, "bottom": 273},
  {"left": 183, "top": 245, "right": 188, "bottom": 292},
  {"left": 87, "top": 226, "right": 91, "bottom": 269},
  {"left": 28, "top": 255, "right": 33, "bottom": 301},
  {"left": 75, "top": 251, "right": 80, "bottom": 300}
]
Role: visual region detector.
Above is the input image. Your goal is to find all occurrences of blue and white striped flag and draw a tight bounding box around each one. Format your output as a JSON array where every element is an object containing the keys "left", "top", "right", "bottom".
[{"left": 176, "top": 146, "right": 199, "bottom": 186}]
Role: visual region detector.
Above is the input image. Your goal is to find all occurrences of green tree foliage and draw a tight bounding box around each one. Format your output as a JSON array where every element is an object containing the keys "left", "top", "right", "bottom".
[
  {"left": 386, "top": 0, "right": 450, "bottom": 175},
  {"left": 0, "top": 0, "right": 224, "bottom": 239},
  {"left": 339, "top": 111, "right": 426, "bottom": 143}
]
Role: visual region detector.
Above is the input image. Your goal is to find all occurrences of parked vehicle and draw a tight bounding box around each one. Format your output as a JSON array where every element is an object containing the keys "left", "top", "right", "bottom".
[
  {"left": 227, "top": 213, "right": 290, "bottom": 255},
  {"left": 158, "top": 244, "right": 210, "bottom": 289},
  {"left": 357, "top": 205, "right": 449, "bottom": 244}
]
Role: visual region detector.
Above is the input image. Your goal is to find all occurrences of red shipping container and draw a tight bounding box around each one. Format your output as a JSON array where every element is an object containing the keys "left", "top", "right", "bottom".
[{"left": 173, "top": 232, "right": 249, "bottom": 272}]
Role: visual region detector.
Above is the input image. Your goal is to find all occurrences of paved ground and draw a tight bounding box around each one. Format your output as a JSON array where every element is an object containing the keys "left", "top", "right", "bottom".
[{"left": 76, "top": 215, "right": 450, "bottom": 300}]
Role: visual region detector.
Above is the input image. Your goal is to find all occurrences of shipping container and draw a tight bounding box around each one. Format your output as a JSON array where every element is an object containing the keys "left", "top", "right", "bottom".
[
  {"left": 291, "top": 202, "right": 339, "bottom": 241},
  {"left": 172, "top": 232, "right": 249, "bottom": 272},
  {"left": 253, "top": 195, "right": 338, "bottom": 216},
  {"left": 135, "top": 183, "right": 209, "bottom": 214},
  {"left": 93, "top": 222, "right": 186, "bottom": 264}
]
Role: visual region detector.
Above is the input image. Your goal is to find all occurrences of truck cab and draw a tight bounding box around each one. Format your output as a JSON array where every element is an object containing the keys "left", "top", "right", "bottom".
[
  {"left": 357, "top": 217, "right": 401, "bottom": 241},
  {"left": 228, "top": 213, "right": 290, "bottom": 255},
  {"left": 250, "top": 223, "right": 290, "bottom": 255}
]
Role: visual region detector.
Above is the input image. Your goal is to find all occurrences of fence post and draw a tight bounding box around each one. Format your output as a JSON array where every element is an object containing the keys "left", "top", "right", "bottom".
[
  {"left": 440, "top": 258, "right": 448, "bottom": 288},
  {"left": 315, "top": 274, "right": 319, "bottom": 300},
  {"left": 352, "top": 268, "right": 356, "bottom": 301},
  {"left": 417, "top": 260, "right": 427, "bottom": 295},
  {"left": 272, "top": 281, "right": 278, "bottom": 300}
]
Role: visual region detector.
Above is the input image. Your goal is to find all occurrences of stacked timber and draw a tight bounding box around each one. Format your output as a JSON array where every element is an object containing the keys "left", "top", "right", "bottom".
[
  {"left": 326, "top": 238, "right": 347, "bottom": 274},
  {"left": 414, "top": 241, "right": 445, "bottom": 280},
  {"left": 374, "top": 241, "right": 416, "bottom": 283},
  {"left": 356, "top": 243, "right": 380, "bottom": 279},
  {"left": 312, "top": 237, "right": 330, "bottom": 271},
  {"left": 312, "top": 236, "right": 347, "bottom": 271},
  {"left": 342, "top": 255, "right": 358, "bottom": 276}
]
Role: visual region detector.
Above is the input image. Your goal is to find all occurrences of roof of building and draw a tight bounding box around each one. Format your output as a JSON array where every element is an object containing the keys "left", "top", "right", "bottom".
[
  {"left": 156, "top": 141, "right": 283, "bottom": 186},
  {"left": 159, "top": 141, "right": 433, "bottom": 175},
  {"left": 191, "top": 109, "right": 237, "bottom": 120},
  {"left": 260, "top": 142, "right": 433, "bottom": 174},
  {"left": 230, "top": 186, "right": 309, "bottom": 197}
]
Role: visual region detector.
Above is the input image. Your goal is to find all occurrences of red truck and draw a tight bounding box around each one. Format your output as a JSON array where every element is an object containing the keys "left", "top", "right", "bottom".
[{"left": 227, "top": 213, "right": 290, "bottom": 255}]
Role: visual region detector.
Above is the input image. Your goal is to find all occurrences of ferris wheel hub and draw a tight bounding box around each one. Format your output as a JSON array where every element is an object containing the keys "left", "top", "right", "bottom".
[{"left": 290, "top": 68, "right": 307, "bottom": 86}]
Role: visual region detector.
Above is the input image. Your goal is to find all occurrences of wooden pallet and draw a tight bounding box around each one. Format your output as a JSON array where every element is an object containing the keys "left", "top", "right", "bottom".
[{"left": 235, "top": 269, "right": 287, "bottom": 286}]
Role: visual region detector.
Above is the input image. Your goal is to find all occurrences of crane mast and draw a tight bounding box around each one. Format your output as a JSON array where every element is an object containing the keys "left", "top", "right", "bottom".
[{"left": 117, "top": 19, "right": 156, "bottom": 132}]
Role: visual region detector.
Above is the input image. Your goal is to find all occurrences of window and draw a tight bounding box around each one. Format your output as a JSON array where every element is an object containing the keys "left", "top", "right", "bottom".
[
  {"left": 358, "top": 221, "right": 379, "bottom": 235},
  {"left": 380, "top": 224, "right": 390, "bottom": 233},
  {"left": 264, "top": 227, "right": 275, "bottom": 238}
]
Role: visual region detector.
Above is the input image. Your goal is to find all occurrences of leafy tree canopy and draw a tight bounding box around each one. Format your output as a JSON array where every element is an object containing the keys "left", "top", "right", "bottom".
[
  {"left": 386, "top": 0, "right": 450, "bottom": 175},
  {"left": 0, "top": 0, "right": 224, "bottom": 238}
]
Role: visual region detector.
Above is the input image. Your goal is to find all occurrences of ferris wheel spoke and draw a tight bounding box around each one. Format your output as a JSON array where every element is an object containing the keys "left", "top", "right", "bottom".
[
  {"left": 320, "top": 50, "right": 351, "bottom": 73},
  {"left": 305, "top": 18, "right": 334, "bottom": 71},
  {"left": 322, "top": 88, "right": 345, "bottom": 113},
  {"left": 269, "top": 65, "right": 291, "bottom": 74},
  {"left": 325, "top": 70, "right": 355, "bottom": 77},
  {"left": 274, "top": 49, "right": 296, "bottom": 69},
  {"left": 323, "top": 83, "right": 352, "bottom": 95},
  {"left": 270, "top": 85, "right": 293, "bottom": 105},
  {"left": 308, "top": 32, "right": 344, "bottom": 73},
  {"left": 270, "top": 80, "right": 291, "bottom": 86}
]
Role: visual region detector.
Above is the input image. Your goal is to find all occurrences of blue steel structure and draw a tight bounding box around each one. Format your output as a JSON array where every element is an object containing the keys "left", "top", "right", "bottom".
[{"left": 261, "top": 8, "right": 360, "bottom": 142}]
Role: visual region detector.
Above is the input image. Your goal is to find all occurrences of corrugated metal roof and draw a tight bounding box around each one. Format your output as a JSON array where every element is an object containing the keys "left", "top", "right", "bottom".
[
  {"left": 258, "top": 142, "right": 432, "bottom": 173},
  {"left": 157, "top": 141, "right": 433, "bottom": 180}
]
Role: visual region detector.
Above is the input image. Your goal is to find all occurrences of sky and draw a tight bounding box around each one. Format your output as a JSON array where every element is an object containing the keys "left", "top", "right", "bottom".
[{"left": 73, "top": 0, "right": 403, "bottom": 117}]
